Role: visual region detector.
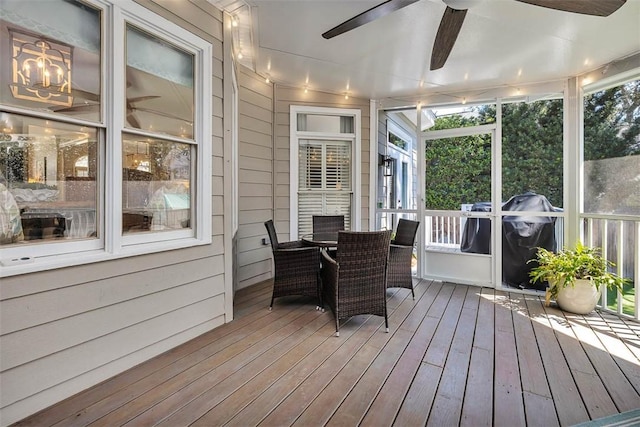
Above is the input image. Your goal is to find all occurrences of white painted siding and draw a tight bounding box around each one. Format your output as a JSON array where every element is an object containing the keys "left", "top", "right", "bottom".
[
  {"left": 0, "top": 1, "right": 226, "bottom": 425},
  {"left": 236, "top": 66, "right": 275, "bottom": 290}
]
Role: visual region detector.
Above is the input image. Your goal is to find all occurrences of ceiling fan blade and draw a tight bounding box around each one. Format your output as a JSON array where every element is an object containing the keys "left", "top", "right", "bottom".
[
  {"left": 127, "top": 111, "right": 141, "bottom": 129},
  {"left": 515, "top": 0, "right": 626, "bottom": 16},
  {"left": 128, "top": 95, "right": 161, "bottom": 104},
  {"left": 54, "top": 104, "right": 99, "bottom": 113},
  {"left": 322, "top": 0, "right": 420, "bottom": 39},
  {"left": 132, "top": 106, "right": 192, "bottom": 123},
  {"left": 430, "top": 6, "right": 468, "bottom": 71}
]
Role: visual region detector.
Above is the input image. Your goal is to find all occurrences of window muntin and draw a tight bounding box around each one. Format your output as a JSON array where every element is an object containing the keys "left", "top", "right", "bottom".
[
  {"left": 0, "top": 0, "right": 102, "bottom": 122},
  {"left": 0, "top": 111, "right": 99, "bottom": 246},
  {"left": 122, "top": 135, "right": 192, "bottom": 233},
  {"left": 125, "top": 25, "right": 194, "bottom": 138}
]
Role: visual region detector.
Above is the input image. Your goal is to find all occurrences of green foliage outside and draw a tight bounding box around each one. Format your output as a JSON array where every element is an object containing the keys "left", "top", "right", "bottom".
[{"left": 425, "top": 81, "right": 640, "bottom": 211}]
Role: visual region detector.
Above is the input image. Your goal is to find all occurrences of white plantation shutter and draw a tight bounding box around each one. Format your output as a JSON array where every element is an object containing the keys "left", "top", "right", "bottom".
[{"left": 298, "top": 139, "right": 352, "bottom": 236}]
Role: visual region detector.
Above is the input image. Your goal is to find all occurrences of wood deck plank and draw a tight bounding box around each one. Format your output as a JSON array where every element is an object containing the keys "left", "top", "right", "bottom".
[
  {"left": 258, "top": 280, "right": 435, "bottom": 427},
  {"left": 428, "top": 286, "right": 479, "bottom": 426},
  {"left": 124, "top": 310, "right": 332, "bottom": 426},
  {"left": 460, "top": 287, "right": 495, "bottom": 427},
  {"left": 527, "top": 296, "right": 590, "bottom": 425},
  {"left": 89, "top": 305, "right": 322, "bottom": 426},
  {"left": 18, "top": 288, "right": 275, "bottom": 427},
  {"left": 13, "top": 279, "right": 640, "bottom": 427},
  {"left": 562, "top": 311, "right": 640, "bottom": 413},
  {"left": 510, "top": 294, "right": 559, "bottom": 427},
  {"left": 357, "top": 281, "right": 444, "bottom": 427},
  {"left": 493, "top": 291, "right": 526, "bottom": 427}
]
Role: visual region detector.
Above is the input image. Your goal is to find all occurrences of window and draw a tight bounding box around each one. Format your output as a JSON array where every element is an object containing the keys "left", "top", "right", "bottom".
[
  {"left": 291, "top": 106, "right": 360, "bottom": 237},
  {"left": 0, "top": 0, "right": 211, "bottom": 272}
]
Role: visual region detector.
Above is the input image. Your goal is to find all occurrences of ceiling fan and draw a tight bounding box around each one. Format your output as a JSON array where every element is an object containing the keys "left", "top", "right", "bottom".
[
  {"left": 55, "top": 96, "right": 161, "bottom": 128},
  {"left": 322, "top": 0, "right": 626, "bottom": 70}
]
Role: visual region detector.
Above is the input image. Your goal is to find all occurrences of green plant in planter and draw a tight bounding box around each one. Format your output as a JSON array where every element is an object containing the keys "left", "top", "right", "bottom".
[{"left": 529, "top": 241, "right": 627, "bottom": 303}]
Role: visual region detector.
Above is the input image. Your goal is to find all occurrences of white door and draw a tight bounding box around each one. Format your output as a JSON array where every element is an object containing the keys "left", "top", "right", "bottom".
[{"left": 422, "top": 126, "right": 496, "bottom": 287}]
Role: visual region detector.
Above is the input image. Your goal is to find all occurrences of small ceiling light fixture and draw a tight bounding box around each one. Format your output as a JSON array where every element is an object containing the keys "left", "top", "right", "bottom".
[
  {"left": 344, "top": 92, "right": 349, "bottom": 100},
  {"left": 304, "top": 85, "right": 308, "bottom": 93},
  {"left": 231, "top": 15, "right": 239, "bottom": 27},
  {"left": 237, "top": 50, "right": 243, "bottom": 60},
  {"left": 265, "top": 74, "right": 271, "bottom": 83},
  {"left": 461, "top": 97, "right": 467, "bottom": 105}
]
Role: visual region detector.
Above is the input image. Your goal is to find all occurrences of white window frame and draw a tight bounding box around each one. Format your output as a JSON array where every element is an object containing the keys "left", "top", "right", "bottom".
[
  {"left": 0, "top": 0, "right": 212, "bottom": 277},
  {"left": 290, "top": 105, "right": 361, "bottom": 239}
]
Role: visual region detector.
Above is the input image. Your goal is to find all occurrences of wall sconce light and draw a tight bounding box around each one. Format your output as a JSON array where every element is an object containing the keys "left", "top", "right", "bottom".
[
  {"left": 9, "top": 29, "right": 73, "bottom": 107},
  {"left": 379, "top": 154, "right": 393, "bottom": 176}
]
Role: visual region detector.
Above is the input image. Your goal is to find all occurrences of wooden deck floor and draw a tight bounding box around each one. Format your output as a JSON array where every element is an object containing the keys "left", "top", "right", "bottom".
[{"left": 15, "top": 279, "right": 640, "bottom": 426}]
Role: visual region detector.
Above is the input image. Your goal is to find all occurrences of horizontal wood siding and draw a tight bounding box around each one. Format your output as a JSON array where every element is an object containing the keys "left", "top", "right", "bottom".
[
  {"left": 0, "top": 1, "right": 226, "bottom": 425},
  {"left": 274, "top": 86, "right": 371, "bottom": 234},
  {"left": 236, "top": 66, "right": 275, "bottom": 290}
]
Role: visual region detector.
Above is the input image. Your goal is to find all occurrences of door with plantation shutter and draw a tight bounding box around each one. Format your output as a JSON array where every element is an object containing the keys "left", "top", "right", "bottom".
[{"left": 298, "top": 139, "right": 352, "bottom": 236}]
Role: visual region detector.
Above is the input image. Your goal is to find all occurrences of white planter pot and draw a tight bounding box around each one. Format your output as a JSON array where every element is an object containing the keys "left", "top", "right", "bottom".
[{"left": 555, "top": 278, "right": 602, "bottom": 314}]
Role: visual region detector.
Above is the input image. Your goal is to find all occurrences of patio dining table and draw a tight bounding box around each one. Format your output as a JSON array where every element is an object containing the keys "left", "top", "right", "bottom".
[{"left": 301, "top": 232, "right": 339, "bottom": 248}]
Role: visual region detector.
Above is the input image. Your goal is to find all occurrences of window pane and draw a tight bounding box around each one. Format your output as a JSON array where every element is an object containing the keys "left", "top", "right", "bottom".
[
  {"left": 0, "top": 112, "right": 99, "bottom": 245},
  {"left": 122, "top": 134, "right": 192, "bottom": 233},
  {"left": 0, "top": 0, "right": 101, "bottom": 122},
  {"left": 584, "top": 80, "right": 640, "bottom": 215},
  {"left": 502, "top": 99, "right": 563, "bottom": 208},
  {"left": 299, "top": 142, "right": 322, "bottom": 189},
  {"left": 125, "top": 25, "right": 194, "bottom": 138},
  {"left": 424, "top": 104, "right": 496, "bottom": 131},
  {"left": 297, "top": 114, "right": 354, "bottom": 133}
]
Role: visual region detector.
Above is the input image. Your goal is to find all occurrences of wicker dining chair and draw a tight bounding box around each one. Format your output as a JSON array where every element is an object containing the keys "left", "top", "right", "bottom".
[
  {"left": 321, "top": 230, "right": 392, "bottom": 336},
  {"left": 264, "top": 220, "right": 321, "bottom": 309},
  {"left": 312, "top": 215, "right": 345, "bottom": 233},
  {"left": 387, "top": 219, "right": 420, "bottom": 299}
]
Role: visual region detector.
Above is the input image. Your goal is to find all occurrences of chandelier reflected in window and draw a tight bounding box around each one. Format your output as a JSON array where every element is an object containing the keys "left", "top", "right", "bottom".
[{"left": 9, "top": 29, "right": 73, "bottom": 107}]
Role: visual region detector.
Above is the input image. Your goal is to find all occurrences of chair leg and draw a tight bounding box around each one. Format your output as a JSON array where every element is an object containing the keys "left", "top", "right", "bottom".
[
  {"left": 269, "top": 295, "right": 275, "bottom": 311},
  {"left": 384, "top": 308, "right": 389, "bottom": 333},
  {"left": 411, "top": 286, "right": 415, "bottom": 300},
  {"left": 335, "top": 318, "right": 340, "bottom": 337}
]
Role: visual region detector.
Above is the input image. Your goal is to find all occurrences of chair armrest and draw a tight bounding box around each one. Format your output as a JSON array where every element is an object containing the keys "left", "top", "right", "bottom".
[
  {"left": 389, "top": 243, "right": 414, "bottom": 263},
  {"left": 278, "top": 240, "right": 306, "bottom": 249},
  {"left": 320, "top": 250, "right": 339, "bottom": 284},
  {"left": 273, "top": 246, "right": 321, "bottom": 275}
]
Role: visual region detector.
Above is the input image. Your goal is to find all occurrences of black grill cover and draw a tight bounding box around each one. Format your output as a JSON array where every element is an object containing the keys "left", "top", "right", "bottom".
[
  {"left": 502, "top": 192, "right": 557, "bottom": 290},
  {"left": 460, "top": 202, "right": 491, "bottom": 255},
  {"left": 460, "top": 192, "right": 558, "bottom": 290}
]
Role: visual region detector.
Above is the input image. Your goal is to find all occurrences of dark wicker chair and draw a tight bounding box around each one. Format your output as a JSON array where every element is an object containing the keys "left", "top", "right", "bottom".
[
  {"left": 387, "top": 219, "right": 420, "bottom": 299},
  {"left": 264, "top": 220, "right": 321, "bottom": 309},
  {"left": 312, "top": 215, "right": 345, "bottom": 233},
  {"left": 321, "top": 230, "right": 392, "bottom": 336}
]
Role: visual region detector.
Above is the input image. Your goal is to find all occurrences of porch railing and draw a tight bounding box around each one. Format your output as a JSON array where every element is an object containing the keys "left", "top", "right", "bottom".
[{"left": 582, "top": 214, "right": 640, "bottom": 321}]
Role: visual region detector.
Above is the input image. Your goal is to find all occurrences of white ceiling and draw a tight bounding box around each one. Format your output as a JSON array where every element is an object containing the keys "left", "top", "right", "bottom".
[{"left": 217, "top": 0, "right": 640, "bottom": 105}]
